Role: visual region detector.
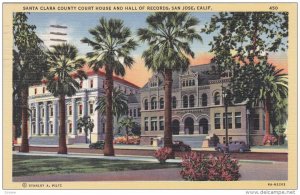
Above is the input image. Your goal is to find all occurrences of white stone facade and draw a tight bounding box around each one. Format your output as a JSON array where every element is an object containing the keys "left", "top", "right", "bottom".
[{"left": 28, "top": 71, "right": 140, "bottom": 143}]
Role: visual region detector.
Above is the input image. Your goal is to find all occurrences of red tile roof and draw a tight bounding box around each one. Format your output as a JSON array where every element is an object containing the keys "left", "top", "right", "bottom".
[{"left": 40, "top": 65, "right": 140, "bottom": 89}]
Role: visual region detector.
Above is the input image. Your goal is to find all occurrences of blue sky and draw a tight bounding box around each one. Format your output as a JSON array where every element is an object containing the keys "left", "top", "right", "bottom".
[
  {"left": 28, "top": 12, "right": 216, "bottom": 56},
  {"left": 27, "top": 12, "right": 288, "bottom": 87}
]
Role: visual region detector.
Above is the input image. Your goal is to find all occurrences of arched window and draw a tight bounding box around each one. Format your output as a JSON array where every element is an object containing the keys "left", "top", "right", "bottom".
[
  {"left": 183, "top": 95, "right": 188, "bottom": 108},
  {"left": 159, "top": 98, "right": 164, "bottom": 109},
  {"left": 192, "top": 80, "right": 195, "bottom": 86},
  {"left": 202, "top": 93, "right": 208, "bottom": 107},
  {"left": 151, "top": 97, "right": 157, "bottom": 110},
  {"left": 189, "top": 95, "right": 195, "bottom": 107},
  {"left": 214, "top": 92, "right": 220, "bottom": 105},
  {"left": 144, "top": 99, "right": 148, "bottom": 110},
  {"left": 172, "top": 96, "right": 177, "bottom": 108}
]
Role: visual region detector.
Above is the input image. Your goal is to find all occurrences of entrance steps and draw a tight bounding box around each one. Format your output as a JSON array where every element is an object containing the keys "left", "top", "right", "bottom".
[
  {"left": 173, "top": 135, "right": 209, "bottom": 148},
  {"left": 29, "top": 135, "right": 88, "bottom": 145},
  {"left": 29, "top": 136, "right": 59, "bottom": 145}
]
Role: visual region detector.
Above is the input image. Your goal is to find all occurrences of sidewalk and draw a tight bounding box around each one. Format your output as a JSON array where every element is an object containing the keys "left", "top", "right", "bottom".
[
  {"left": 20, "top": 143, "right": 288, "bottom": 153},
  {"left": 13, "top": 150, "right": 282, "bottom": 164},
  {"left": 13, "top": 151, "right": 181, "bottom": 163}
]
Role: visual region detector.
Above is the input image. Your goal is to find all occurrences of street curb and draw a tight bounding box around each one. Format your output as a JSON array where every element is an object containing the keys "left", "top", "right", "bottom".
[{"left": 14, "top": 151, "right": 284, "bottom": 164}]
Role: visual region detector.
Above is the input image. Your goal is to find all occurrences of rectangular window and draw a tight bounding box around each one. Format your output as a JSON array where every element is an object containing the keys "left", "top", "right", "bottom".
[
  {"left": 34, "top": 88, "right": 37, "bottom": 94},
  {"left": 254, "top": 114, "right": 260, "bottom": 130},
  {"left": 223, "top": 112, "right": 232, "bottom": 129},
  {"left": 41, "top": 108, "right": 44, "bottom": 117},
  {"left": 69, "top": 123, "right": 72, "bottom": 133},
  {"left": 80, "top": 81, "right": 83, "bottom": 89},
  {"left": 90, "top": 80, "right": 93, "bottom": 88},
  {"left": 214, "top": 113, "right": 221, "bottom": 129},
  {"left": 32, "top": 125, "right": 36, "bottom": 134},
  {"left": 133, "top": 109, "right": 137, "bottom": 117},
  {"left": 144, "top": 117, "right": 149, "bottom": 131},
  {"left": 50, "top": 124, "right": 53, "bottom": 134},
  {"left": 50, "top": 107, "right": 53, "bottom": 117},
  {"left": 43, "top": 87, "right": 45, "bottom": 93},
  {"left": 41, "top": 124, "right": 44, "bottom": 134},
  {"left": 151, "top": 117, "right": 157, "bottom": 131},
  {"left": 32, "top": 108, "right": 36, "bottom": 118},
  {"left": 102, "top": 123, "right": 105, "bottom": 133},
  {"left": 138, "top": 108, "right": 141, "bottom": 117},
  {"left": 159, "top": 116, "right": 164, "bottom": 131},
  {"left": 69, "top": 105, "right": 72, "bottom": 115},
  {"left": 89, "top": 103, "right": 93, "bottom": 114},
  {"left": 235, "top": 112, "right": 241, "bottom": 128},
  {"left": 79, "top": 104, "right": 83, "bottom": 115}
]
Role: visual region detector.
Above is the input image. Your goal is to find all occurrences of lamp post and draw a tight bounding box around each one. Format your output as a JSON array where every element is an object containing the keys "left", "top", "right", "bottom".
[{"left": 222, "top": 85, "right": 229, "bottom": 154}]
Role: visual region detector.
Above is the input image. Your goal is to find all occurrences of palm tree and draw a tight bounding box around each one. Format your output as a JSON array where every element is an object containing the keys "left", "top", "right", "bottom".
[
  {"left": 119, "top": 117, "right": 136, "bottom": 144},
  {"left": 231, "top": 63, "right": 288, "bottom": 136},
  {"left": 95, "top": 88, "right": 128, "bottom": 121},
  {"left": 81, "top": 17, "right": 137, "bottom": 156},
  {"left": 46, "top": 43, "right": 86, "bottom": 154},
  {"left": 138, "top": 12, "right": 202, "bottom": 148},
  {"left": 256, "top": 63, "right": 288, "bottom": 135},
  {"left": 77, "top": 116, "right": 94, "bottom": 144},
  {"left": 13, "top": 13, "right": 49, "bottom": 152}
]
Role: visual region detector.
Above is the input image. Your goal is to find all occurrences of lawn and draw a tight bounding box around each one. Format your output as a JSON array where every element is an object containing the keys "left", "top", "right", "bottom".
[{"left": 13, "top": 155, "right": 180, "bottom": 177}]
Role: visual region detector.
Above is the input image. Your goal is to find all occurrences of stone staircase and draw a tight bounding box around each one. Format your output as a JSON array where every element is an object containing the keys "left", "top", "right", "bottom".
[
  {"left": 29, "top": 135, "right": 89, "bottom": 145},
  {"left": 173, "top": 135, "right": 209, "bottom": 148},
  {"left": 29, "top": 136, "right": 59, "bottom": 145}
]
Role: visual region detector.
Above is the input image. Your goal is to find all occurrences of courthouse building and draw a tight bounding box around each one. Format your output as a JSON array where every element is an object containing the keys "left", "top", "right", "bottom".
[
  {"left": 139, "top": 63, "right": 266, "bottom": 145},
  {"left": 28, "top": 69, "right": 140, "bottom": 144}
]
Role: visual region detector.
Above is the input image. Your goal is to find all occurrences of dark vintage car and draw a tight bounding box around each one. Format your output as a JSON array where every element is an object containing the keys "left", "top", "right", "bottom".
[
  {"left": 89, "top": 141, "right": 105, "bottom": 149},
  {"left": 215, "top": 141, "right": 250, "bottom": 153},
  {"left": 172, "top": 141, "right": 191, "bottom": 152}
]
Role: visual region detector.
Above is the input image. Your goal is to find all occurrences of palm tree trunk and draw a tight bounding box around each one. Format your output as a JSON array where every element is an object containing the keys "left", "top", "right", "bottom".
[
  {"left": 103, "top": 70, "right": 114, "bottom": 156},
  {"left": 20, "top": 87, "right": 29, "bottom": 152},
  {"left": 85, "top": 131, "right": 88, "bottom": 144},
  {"left": 265, "top": 97, "right": 271, "bottom": 135},
  {"left": 58, "top": 94, "right": 67, "bottom": 154},
  {"left": 164, "top": 69, "right": 173, "bottom": 148}
]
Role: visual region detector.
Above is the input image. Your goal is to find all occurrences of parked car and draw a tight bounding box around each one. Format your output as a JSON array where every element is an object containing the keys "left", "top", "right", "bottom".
[
  {"left": 172, "top": 141, "right": 191, "bottom": 152},
  {"left": 215, "top": 141, "right": 250, "bottom": 153},
  {"left": 89, "top": 141, "right": 105, "bottom": 149}
]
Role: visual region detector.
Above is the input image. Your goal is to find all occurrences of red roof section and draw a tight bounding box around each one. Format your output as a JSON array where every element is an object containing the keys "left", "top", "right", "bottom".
[
  {"left": 37, "top": 65, "right": 140, "bottom": 89},
  {"left": 88, "top": 70, "right": 139, "bottom": 89}
]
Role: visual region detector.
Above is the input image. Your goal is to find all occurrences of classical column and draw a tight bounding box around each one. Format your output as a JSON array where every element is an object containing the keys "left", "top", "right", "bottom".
[
  {"left": 180, "top": 123, "right": 185, "bottom": 135},
  {"left": 43, "top": 102, "right": 49, "bottom": 135},
  {"left": 53, "top": 100, "right": 58, "bottom": 135},
  {"left": 35, "top": 102, "right": 40, "bottom": 135},
  {"left": 72, "top": 98, "right": 77, "bottom": 135},
  {"left": 82, "top": 94, "right": 88, "bottom": 117}
]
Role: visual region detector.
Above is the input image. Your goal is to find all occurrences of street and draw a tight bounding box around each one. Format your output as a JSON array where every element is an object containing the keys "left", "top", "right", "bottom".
[{"left": 13, "top": 161, "right": 287, "bottom": 182}]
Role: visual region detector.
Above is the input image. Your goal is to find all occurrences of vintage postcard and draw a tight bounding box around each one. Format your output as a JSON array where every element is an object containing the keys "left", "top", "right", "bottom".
[{"left": 2, "top": 2, "right": 298, "bottom": 191}]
